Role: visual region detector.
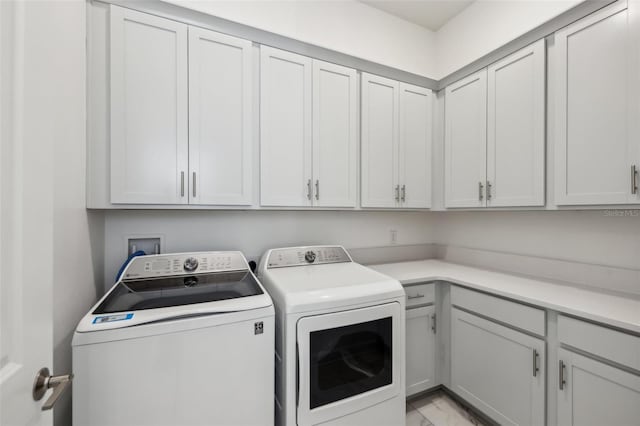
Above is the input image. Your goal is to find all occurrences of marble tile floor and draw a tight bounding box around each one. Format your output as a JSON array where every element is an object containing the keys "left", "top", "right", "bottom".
[{"left": 406, "top": 392, "right": 486, "bottom": 426}]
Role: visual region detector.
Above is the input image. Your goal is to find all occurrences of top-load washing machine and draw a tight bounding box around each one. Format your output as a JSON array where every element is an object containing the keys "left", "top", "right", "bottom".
[
  {"left": 72, "top": 251, "right": 274, "bottom": 426},
  {"left": 257, "top": 245, "right": 406, "bottom": 426}
]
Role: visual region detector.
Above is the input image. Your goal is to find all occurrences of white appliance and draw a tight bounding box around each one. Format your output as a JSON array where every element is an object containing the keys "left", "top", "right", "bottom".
[
  {"left": 72, "top": 251, "right": 274, "bottom": 426},
  {"left": 257, "top": 246, "right": 406, "bottom": 426}
]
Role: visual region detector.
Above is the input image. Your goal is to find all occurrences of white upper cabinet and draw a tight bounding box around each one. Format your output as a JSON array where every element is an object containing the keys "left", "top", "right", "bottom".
[
  {"left": 188, "top": 27, "right": 253, "bottom": 206},
  {"left": 445, "top": 69, "right": 488, "bottom": 208},
  {"left": 110, "top": 6, "right": 188, "bottom": 204},
  {"left": 555, "top": 1, "right": 640, "bottom": 205},
  {"left": 487, "top": 40, "right": 545, "bottom": 207},
  {"left": 361, "top": 73, "right": 400, "bottom": 208},
  {"left": 260, "top": 47, "right": 313, "bottom": 207},
  {"left": 399, "top": 83, "right": 433, "bottom": 209},
  {"left": 362, "top": 74, "right": 432, "bottom": 208},
  {"left": 312, "top": 60, "right": 358, "bottom": 208}
]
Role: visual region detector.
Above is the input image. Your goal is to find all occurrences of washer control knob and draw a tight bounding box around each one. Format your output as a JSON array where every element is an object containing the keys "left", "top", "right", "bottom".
[
  {"left": 183, "top": 257, "right": 199, "bottom": 272},
  {"left": 304, "top": 250, "right": 316, "bottom": 263}
]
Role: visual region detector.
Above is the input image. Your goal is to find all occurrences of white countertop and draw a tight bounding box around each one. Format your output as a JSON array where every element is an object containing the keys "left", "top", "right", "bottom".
[{"left": 368, "top": 259, "right": 640, "bottom": 335}]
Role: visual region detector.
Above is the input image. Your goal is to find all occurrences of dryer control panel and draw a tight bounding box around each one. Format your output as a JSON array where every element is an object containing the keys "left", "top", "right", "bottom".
[
  {"left": 266, "top": 246, "right": 352, "bottom": 268},
  {"left": 122, "top": 251, "right": 249, "bottom": 279}
]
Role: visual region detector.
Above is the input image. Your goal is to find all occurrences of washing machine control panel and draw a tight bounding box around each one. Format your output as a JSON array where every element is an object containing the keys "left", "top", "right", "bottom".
[
  {"left": 266, "top": 246, "right": 351, "bottom": 268},
  {"left": 122, "top": 251, "right": 249, "bottom": 279}
]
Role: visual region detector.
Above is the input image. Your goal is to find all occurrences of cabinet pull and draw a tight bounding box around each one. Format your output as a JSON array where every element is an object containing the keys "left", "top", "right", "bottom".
[
  {"left": 431, "top": 313, "right": 436, "bottom": 334},
  {"left": 559, "top": 360, "right": 566, "bottom": 390},
  {"left": 486, "top": 181, "right": 492, "bottom": 201},
  {"left": 478, "top": 182, "right": 484, "bottom": 201},
  {"left": 401, "top": 185, "right": 406, "bottom": 202},
  {"left": 532, "top": 349, "right": 539, "bottom": 377},
  {"left": 307, "top": 179, "right": 312, "bottom": 200},
  {"left": 632, "top": 165, "right": 638, "bottom": 195},
  {"left": 315, "top": 180, "right": 319, "bottom": 201},
  {"left": 192, "top": 172, "right": 196, "bottom": 197},
  {"left": 180, "top": 171, "right": 185, "bottom": 197},
  {"left": 395, "top": 185, "right": 400, "bottom": 202},
  {"left": 407, "top": 294, "right": 425, "bottom": 300}
]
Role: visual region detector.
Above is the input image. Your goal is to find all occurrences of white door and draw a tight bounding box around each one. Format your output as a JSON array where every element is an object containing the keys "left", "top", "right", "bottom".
[
  {"left": 451, "top": 308, "right": 545, "bottom": 426},
  {"left": 487, "top": 40, "right": 545, "bottom": 207},
  {"left": 554, "top": 1, "right": 634, "bottom": 205},
  {"left": 188, "top": 27, "right": 253, "bottom": 206},
  {"left": 361, "top": 73, "right": 399, "bottom": 208},
  {"left": 1, "top": 1, "right": 57, "bottom": 423},
  {"left": 444, "top": 69, "right": 488, "bottom": 208},
  {"left": 110, "top": 6, "right": 188, "bottom": 204},
  {"left": 312, "top": 60, "right": 358, "bottom": 208},
  {"left": 296, "top": 303, "right": 403, "bottom": 426},
  {"left": 399, "top": 83, "right": 432, "bottom": 209},
  {"left": 557, "top": 348, "right": 640, "bottom": 426},
  {"left": 260, "top": 46, "right": 312, "bottom": 207},
  {"left": 406, "top": 306, "right": 435, "bottom": 396}
]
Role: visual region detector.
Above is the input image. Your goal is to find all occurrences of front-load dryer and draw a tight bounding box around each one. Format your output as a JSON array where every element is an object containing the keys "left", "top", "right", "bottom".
[
  {"left": 72, "top": 251, "right": 274, "bottom": 426},
  {"left": 257, "top": 245, "right": 406, "bottom": 426}
]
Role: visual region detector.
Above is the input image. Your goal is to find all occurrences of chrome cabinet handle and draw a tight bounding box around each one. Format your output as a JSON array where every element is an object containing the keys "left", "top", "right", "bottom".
[
  {"left": 533, "top": 349, "right": 540, "bottom": 377},
  {"left": 180, "top": 171, "right": 185, "bottom": 197},
  {"left": 632, "top": 165, "right": 638, "bottom": 195},
  {"left": 192, "top": 172, "right": 196, "bottom": 197},
  {"left": 315, "top": 180, "right": 319, "bottom": 201},
  {"left": 478, "top": 181, "right": 484, "bottom": 201},
  {"left": 401, "top": 185, "right": 406, "bottom": 202},
  {"left": 407, "top": 294, "right": 425, "bottom": 300},
  {"left": 307, "top": 179, "right": 312, "bottom": 200},
  {"left": 559, "top": 360, "right": 566, "bottom": 390},
  {"left": 486, "top": 181, "right": 492, "bottom": 201},
  {"left": 431, "top": 313, "right": 437, "bottom": 334},
  {"left": 395, "top": 185, "right": 400, "bottom": 202},
  {"left": 33, "top": 368, "right": 73, "bottom": 411}
]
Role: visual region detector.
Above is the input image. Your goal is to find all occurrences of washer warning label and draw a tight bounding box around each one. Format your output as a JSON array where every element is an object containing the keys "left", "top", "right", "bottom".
[{"left": 93, "top": 313, "right": 134, "bottom": 324}]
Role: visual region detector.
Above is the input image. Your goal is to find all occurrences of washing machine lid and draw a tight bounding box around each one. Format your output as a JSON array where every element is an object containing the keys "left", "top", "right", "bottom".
[
  {"left": 76, "top": 251, "right": 273, "bottom": 333},
  {"left": 93, "top": 270, "right": 262, "bottom": 314}
]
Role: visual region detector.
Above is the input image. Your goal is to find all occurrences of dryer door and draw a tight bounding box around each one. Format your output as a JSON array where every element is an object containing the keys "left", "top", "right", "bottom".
[{"left": 296, "top": 302, "right": 403, "bottom": 425}]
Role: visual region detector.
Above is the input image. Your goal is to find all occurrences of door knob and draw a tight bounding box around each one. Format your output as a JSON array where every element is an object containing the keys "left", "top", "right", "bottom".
[{"left": 32, "top": 367, "right": 73, "bottom": 411}]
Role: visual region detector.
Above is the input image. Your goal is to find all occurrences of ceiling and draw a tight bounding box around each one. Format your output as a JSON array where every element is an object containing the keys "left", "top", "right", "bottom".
[{"left": 361, "top": 0, "right": 474, "bottom": 31}]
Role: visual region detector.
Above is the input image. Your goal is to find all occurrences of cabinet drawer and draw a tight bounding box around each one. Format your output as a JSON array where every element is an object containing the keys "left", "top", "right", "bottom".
[
  {"left": 451, "top": 286, "right": 545, "bottom": 336},
  {"left": 558, "top": 315, "right": 640, "bottom": 371},
  {"left": 404, "top": 283, "right": 435, "bottom": 308}
]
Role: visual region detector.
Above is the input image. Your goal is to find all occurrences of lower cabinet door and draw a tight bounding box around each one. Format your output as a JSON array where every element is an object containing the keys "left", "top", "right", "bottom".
[
  {"left": 557, "top": 348, "right": 640, "bottom": 426},
  {"left": 451, "top": 308, "right": 545, "bottom": 426},
  {"left": 406, "top": 305, "right": 435, "bottom": 396}
]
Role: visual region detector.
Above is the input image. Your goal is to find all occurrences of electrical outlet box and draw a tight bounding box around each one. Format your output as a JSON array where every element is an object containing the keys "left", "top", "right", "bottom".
[{"left": 127, "top": 236, "right": 163, "bottom": 256}]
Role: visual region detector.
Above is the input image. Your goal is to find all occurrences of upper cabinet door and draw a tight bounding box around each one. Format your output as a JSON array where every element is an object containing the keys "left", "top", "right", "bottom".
[
  {"left": 554, "top": 1, "right": 635, "bottom": 205},
  {"left": 487, "top": 40, "right": 546, "bottom": 207},
  {"left": 361, "top": 73, "right": 400, "bottom": 208},
  {"left": 188, "top": 27, "right": 253, "bottom": 206},
  {"left": 260, "top": 46, "right": 312, "bottom": 207},
  {"left": 399, "top": 83, "right": 433, "bottom": 209},
  {"left": 312, "top": 60, "right": 358, "bottom": 208},
  {"left": 110, "top": 6, "right": 188, "bottom": 204},
  {"left": 445, "top": 69, "right": 488, "bottom": 208}
]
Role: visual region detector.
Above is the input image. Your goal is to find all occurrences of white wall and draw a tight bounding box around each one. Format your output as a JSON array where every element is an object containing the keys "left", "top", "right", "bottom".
[
  {"left": 435, "top": 0, "right": 582, "bottom": 79},
  {"left": 12, "top": 1, "right": 104, "bottom": 425},
  {"left": 432, "top": 210, "right": 640, "bottom": 271},
  {"left": 103, "top": 210, "right": 433, "bottom": 289},
  {"left": 166, "top": 0, "right": 437, "bottom": 78}
]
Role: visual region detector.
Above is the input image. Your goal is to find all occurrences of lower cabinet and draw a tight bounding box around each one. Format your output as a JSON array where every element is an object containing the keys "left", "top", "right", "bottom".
[
  {"left": 557, "top": 348, "right": 640, "bottom": 426},
  {"left": 406, "top": 305, "right": 436, "bottom": 396},
  {"left": 451, "top": 308, "right": 545, "bottom": 426}
]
